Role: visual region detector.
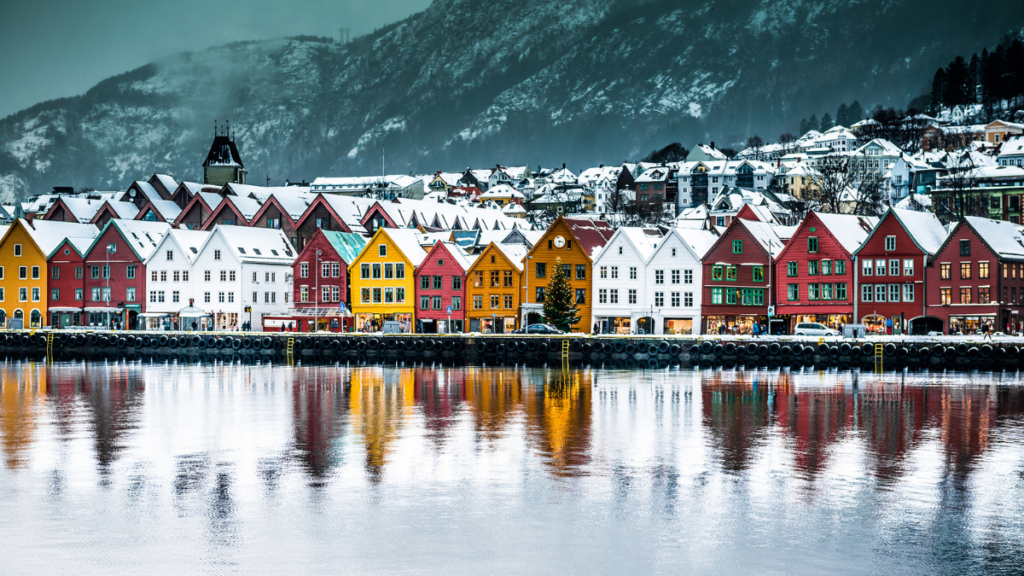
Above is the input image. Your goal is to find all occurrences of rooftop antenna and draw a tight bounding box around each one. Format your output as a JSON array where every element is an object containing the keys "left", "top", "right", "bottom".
[
  {"left": 226, "top": 119, "right": 230, "bottom": 139},
  {"left": 214, "top": 120, "right": 217, "bottom": 137}
]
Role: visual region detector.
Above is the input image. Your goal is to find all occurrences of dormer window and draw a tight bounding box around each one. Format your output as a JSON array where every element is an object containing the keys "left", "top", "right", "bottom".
[
  {"left": 238, "top": 247, "right": 246, "bottom": 254},
  {"left": 253, "top": 248, "right": 262, "bottom": 255}
]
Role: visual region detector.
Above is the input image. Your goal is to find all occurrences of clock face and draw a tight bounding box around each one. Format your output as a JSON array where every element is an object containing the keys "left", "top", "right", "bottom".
[{"left": 553, "top": 235, "right": 566, "bottom": 248}]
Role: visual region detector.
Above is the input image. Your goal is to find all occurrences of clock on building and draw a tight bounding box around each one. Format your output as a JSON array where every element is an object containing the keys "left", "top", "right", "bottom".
[{"left": 553, "top": 235, "right": 566, "bottom": 248}]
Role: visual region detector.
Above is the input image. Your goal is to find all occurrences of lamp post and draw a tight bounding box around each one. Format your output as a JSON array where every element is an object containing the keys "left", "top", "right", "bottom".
[{"left": 314, "top": 250, "right": 322, "bottom": 333}]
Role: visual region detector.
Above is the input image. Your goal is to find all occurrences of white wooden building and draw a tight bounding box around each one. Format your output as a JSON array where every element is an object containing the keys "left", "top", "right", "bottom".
[
  {"left": 591, "top": 227, "right": 717, "bottom": 335},
  {"left": 190, "top": 226, "right": 297, "bottom": 330},
  {"left": 141, "top": 229, "right": 210, "bottom": 329}
]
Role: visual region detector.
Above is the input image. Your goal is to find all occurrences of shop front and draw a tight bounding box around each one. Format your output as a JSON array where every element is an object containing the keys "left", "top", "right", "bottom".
[
  {"left": 468, "top": 315, "right": 515, "bottom": 334},
  {"left": 948, "top": 315, "right": 996, "bottom": 335},
  {"left": 84, "top": 307, "right": 124, "bottom": 329},
  {"left": 704, "top": 315, "right": 766, "bottom": 335},
  {"left": 790, "top": 313, "right": 851, "bottom": 332},
  {"left": 141, "top": 313, "right": 174, "bottom": 331},
  {"left": 663, "top": 318, "right": 694, "bottom": 335},
  {"left": 862, "top": 314, "right": 890, "bottom": 335},
  {"left": 50, "top": 307, "right": 83, "bottom": 328},
  {"left": 596, "top": 317, "right": 631, "bottom": 335},
  {"left": 356, "top": 312, "right": 413, "bottom": 333}
]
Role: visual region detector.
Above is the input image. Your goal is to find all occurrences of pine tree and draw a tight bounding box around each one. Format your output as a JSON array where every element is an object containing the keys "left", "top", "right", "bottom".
[
  {"left": 820, "top": 113, "right": 833, "bottom": 129},
  {"left": 945, "top": 56, "right": 971, "bottom": 106},
  {"left": 849, "top": 101, "right": 863, "bottom": 124},
  {"left": 808, "top": 114, "right": 819, "bottom": 132},
  {"left": 836, "top": 103, "right": 849, "bottom": 127},
  {"left": 542, "top": 257, "right": 579, "bottom": 332},
  {"left": 799, "top": 118, "right": 810, "bottom": 135},
  {"left": 931, "top": 68, "right": 946, "bottom": 112}
]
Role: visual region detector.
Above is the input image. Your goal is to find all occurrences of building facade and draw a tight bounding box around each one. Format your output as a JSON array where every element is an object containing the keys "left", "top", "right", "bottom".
[
  {"left": 413, "top": 241, "right": 474, "bottom": 333},
  {"left": 465, "top": 242, "right": 527, "bottom": 333},
  {"left": 292, "top": 229, "right": 367, "bottom": 331},
  {"left": 348, "top": 228, "right": 426, "bottom": 332}
]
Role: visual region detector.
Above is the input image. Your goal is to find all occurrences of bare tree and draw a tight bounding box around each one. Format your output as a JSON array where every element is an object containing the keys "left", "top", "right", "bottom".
[
  {"left": 811, "top": 155, "right": 857, "bottom": 214},
  {"left": 746, "top": 135, "right": 765, "bottom": 160},
  {"left": 853, "top": 173, "right": 886, "bottom": 217},
  {"left": 935, "top": 155, "right": 980, "bottom": 223},
  {"left": 777, "top": 133, "right": 799, "bottom": 153}
]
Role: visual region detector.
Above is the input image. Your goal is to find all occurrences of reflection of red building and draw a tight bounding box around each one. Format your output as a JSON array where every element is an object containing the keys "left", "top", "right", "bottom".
[{"left": 291, "top": 369, "right": 350, "bottom": 478}]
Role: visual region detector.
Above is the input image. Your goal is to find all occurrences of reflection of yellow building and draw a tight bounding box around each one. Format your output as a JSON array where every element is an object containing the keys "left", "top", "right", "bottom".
[
  {"left": 523, "top": 370, "right": 592, "bottom": 476},
  {"left": 348, "top": 367, "right": 415, "bottom": 480},
  {"left": 0, "top": 364, "right": 46, "bottom": 469}
]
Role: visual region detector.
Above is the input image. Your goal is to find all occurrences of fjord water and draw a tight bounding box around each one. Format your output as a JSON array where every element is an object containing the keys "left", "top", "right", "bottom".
[{"left": 1, "top": 362, "right": 1023, "bottom": 575}]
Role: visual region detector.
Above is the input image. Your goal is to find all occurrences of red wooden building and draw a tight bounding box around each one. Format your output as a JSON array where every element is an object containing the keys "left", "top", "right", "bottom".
[
  {"left": 775, "top": 212, "right": 878, "bottom": 333},
  {"left": 700, "top": 214, "right": 791, "bottom": 335},
  {"left": 290, "top": 229, "right": 367, "bottom": 331},
  {"left": 47, "top": 237, "right": 93, "bottom": 328},
  {"left": 81, "top": 220, "right": 171, "bottom": 329},
  {"left": 414, "top": 241, "right": 475, "bottom": 333},
  {"left": 852, "top": 208, "right": 947, "bottom": 334},
  {"left": 926, "top": 216, "right": 1024, "bottom": 334}
]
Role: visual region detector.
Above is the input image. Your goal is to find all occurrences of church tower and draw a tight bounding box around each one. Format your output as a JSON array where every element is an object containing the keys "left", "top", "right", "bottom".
[{"left": 203, "top": 121, "right": 247, "bottom": 186}]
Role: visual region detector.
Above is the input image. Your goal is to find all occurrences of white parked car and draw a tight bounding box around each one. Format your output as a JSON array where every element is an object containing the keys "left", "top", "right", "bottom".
[{"left": 794, "top": 322, "right": 840, "bottom": 337}]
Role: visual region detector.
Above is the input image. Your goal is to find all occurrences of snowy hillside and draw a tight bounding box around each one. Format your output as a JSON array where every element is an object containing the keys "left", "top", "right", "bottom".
[{"left": 0, "top": 0, "right": 1020, "bottom": 200}]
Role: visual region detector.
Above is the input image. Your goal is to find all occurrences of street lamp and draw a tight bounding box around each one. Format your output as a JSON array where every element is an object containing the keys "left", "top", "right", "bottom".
[{"left": 314, "top": 250, "right": 322, "bottom": 333}]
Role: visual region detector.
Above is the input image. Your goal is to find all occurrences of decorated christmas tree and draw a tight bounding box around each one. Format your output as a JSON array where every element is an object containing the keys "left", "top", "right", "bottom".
[{"left": 542, "top": 257, "right": 579, "bottom": 332}]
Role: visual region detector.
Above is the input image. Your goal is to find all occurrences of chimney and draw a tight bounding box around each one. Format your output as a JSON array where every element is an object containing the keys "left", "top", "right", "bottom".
[
  {"left": 711, "top": 141, "right": 715, "bottom": 150},
  {"left": 562, "top": 163, "right": 566, "bottom": 169}
]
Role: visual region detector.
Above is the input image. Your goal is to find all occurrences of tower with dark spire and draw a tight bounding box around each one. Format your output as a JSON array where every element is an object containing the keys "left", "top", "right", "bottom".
[{"left": 203, "top": 120, "right": 247, "bottom": 186}]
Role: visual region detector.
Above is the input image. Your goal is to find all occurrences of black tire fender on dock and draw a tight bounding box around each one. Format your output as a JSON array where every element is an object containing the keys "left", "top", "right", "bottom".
[
  {"left": 829, "top": 346, "right": 840, "bottom": 358},
  {"left": 1007, "top": 346, "right": 1020, "bottom": 358},
  {"left": 313, "top": 340, "right": 323, "bottom": 351},
  {"left": 356, "top": 340, "right": 367, "bottom": 352},
  {"left": 944, "top": 345, "right": 957, "bottom": 359},
  {"left": 980, "top": 344, "right": 993, "bottom": 358},
  {"left": 818, "top": 343, "right": 830, "bottom": 355},
  {"left": 839, "top": 343, "right": 851, "bottom": 356},
  {"left": 669, "top": 344, "right": 681, "bottom": 355},
  {"left": 712, "top": 343, "right": 724, "bottom": 356},
  {"left": 625, "top": 343, "right": 636, "bottom": 355},
  {"left": 538, "top": 342, "right": 549, "bottom": 353},
  {"left": 769, "top": 343, "right": 781, "bottom": 355},
  {"left": 861, "top": 343, "right": 874, "bottom": 356},
  {"left": 571, "top": 340, "right": 583, "bottom": 352},
  {"left": 648, "top": 344, "right": 660, "bottom": 356},
  {"left": 88, "top": 334, "right": 99, "bottom": 345},
  {"left": 474, "top": 341, "right": 485, "bottom": 353},
  {"left": 957, "top": 343, "right": 969, "bottom": 355},
  {"left": 968, "top": 346, "right": 980, "bottom": 360},
  {"left": 613, "top": 341, "right": 625, "bottom": 353},
  {"left": 159, "top": 335, "right": 169, "bottom": 346},
  {"left": 443, "top": 339, "right": 454, "bottom": 351},
  {"left": 918, "top": 346, "right": 931, "bottom": 358},
  {"left": 272, "top": 339, "right": 283, "bottom": 351},
  {"left": 757, "top": 344, "right": 769, "bottom": 357},
  {"left": 262, "top": 337, "right": 273, "bottom": 349},
  {"left": 232, "top": 339, "right": 242, "bottom": 350},
  {"left": 658, "top": 341, "right": 670, "bottom": 354},
  {"left": 116, "top": 338, "right": 127, "bottom": 348},
  {"left": 700, "top": 341, "right": 714, "bottom": 354},
  {"left": 884, "top": 343, "right": 897, "bottom": 356},
  {"left": 724, "top": 342, "right": 736, "bottom": 355},
  {"left": 689, "top": 345, "right": 700, "bottom": 356},
  {"left": 243, "top": 337, "right": 253, "bottom": 349},
  {"left": 745, "top": 342, "right": 758, "bottom": 355},
  {"left": 495, "top": 343, "right": 506, "bottom": 355}
]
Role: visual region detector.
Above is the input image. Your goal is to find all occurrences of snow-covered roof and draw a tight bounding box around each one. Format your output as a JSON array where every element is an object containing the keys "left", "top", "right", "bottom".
[
  {"left": 19, "top": 219, "right": 100, "bottom": 257},
  {"left": 209, "top": 225, "right": 296, "bottom": 264},
  {"left": 377, "top": 228, "right": 429, "bottom": 267},
  {"left": 198, "top": 192, "right": 225, "bottom": 210},
  {"left": 50, "top": 197, "right": 104, "bottom": 223},
  {"left": 965, "top": 217, "right": 1024, "bottom": 259},
  {"left": 152, "top": 174, "right": 178, "bottom": 195},
  {"left": 813, "top": 213, "right": 880, "bottom": 254},
  {"left": 734, "top": 219, "right": 789, "bottom": 257},
  {"left": 492, "top": 243, "right": 529, "bottom": 272},
  {"left": 892, "top": 208, "right": 947, "bottom": 255},
  {"left": 619, "top": 227, "right": 663, "bottom": 261},
  {"left": 147, "top": 229, "right": 211, "bottom": 264},
  {"left": 676, "top": 228, "right": 718, "bottom": 258},
  {"left": 437, "top": 241, "right": 476, "bottom": 272},
  {"left": 106, "top": 201, "right": 141, "bottom": 219},
  {"left": 104, "top": 219, "right": 172, "bottom": 260},
  {"left": 142, "top": 199, "right": 182, "bottom": 221},
  {"left": 479, "top": 184, "right": 524, "bottom": 199}
]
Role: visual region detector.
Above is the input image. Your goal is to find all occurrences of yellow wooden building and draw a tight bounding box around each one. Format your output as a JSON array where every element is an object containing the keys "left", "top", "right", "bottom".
[
  {"left": 465, "top": 242, "right": 529, "bottom": 333},
  {"left": 0, "top": 219, "right": 98, "bottom": 328},
  {"left": 519, "top": 216, "right": 615, "bottom": 332},
  {"left": 348, "top": 227, "right": 427, "bottom": 332}
]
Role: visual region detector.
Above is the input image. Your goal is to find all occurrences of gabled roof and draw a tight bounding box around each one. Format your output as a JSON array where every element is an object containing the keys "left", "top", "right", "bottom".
[
  {"left": 607, "top": 227, "right": 663, "bottom": 263},
  {"left": 810, "top": 212, "right": 879, "bottom": 254},
  {"left": 50, "top": 236, "right": 95, "bottom": 258},
  {"left": 145, "top": 229, "right": 211, "bottom": 265},
  {"left": 676, "top": 228, "right": 719, "bottom": 259},
  {"left": 91, "top": 200, "right": 141, "bottom": 222},
  {"left": 202, "top": 195, "right": 262, "bottom": 228},
  {"left": 563, "top": 217, "right": 615, "bottom": 259},
  {"left": 853, "top": 207, "right": 948, "bottom": 257},
  {"left": 134, "top": 198, "right": 182, "bottom": 222},
  {"left": 942, "top": 217, "right": 1024, "bottom": 260},
  {"left": 90, "top": 219, "right": 171, "bottom": 261},
  {"left": 201, "top": 225, "right": 296, "bottom": 264},
  {"left": 370, "top": 228, "right": 429, "bottom": 267},
  {"left": 43, "top": 197, "right": 104, "bottom": 223},
  {"left": 491, "top": 242, "right": 530, "bottom": 272},
  {"left": 421, "top": 241, "right": 476, "bottom": 273},
  {"left": 296, "top": 194, "right": 376, "bottom": 235},
  {"left": 318, "top": 230, "right": 368, "bottom": 264},
  {"left": 703, "top": 217, "right": 788, "bottom": 261},
  {"left": 149, "top": 174, "right": 179, "bottom": 197},
  {"left": 203, "top": 134, "right": 244, "bottom": 168},
  {"left": 5, "top": 219, "right": 101, "bottom": 259}
]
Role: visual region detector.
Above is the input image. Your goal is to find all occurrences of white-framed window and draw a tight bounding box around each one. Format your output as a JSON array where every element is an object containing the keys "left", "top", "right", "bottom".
[
  {"left": 885, "top": 235, "right": 896, "bottom": 251},
  {"left": 862, "top": 284, "right": 873, "bottom": 302},
  {"left": 903, "top": 259, "right": 914, "bottom": 276}
]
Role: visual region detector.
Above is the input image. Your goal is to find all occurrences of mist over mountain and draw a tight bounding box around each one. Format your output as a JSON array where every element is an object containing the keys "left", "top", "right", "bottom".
[{"left": 1, "top": 0, "right": 1021, "bottom": 201}]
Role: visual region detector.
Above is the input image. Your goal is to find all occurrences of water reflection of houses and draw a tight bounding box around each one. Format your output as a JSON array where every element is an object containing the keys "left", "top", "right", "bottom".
[
  {"left": 414, "top": 367, "right": 464, "bottom": 449},
  {"left": 79, "top": 363, "right": 145, "bottom": 476},
  {"left": 0, "top": 363, "right": 47, "bottom": 469},
  {"left": 348, "top": 367, "right": 415, "bottom": 482},
  {"left": 462, "top": 367, "right": 524, "bottom": 445},
  {"left": 701, "top": 370, "right": 1024, "bottom": 483},
  {"left": 290, "top": 367, "right": 350, "bottom": 480},
  {"left": 522, "top": 370, "right": 593, "bottom": 477},
  {"left": 701, "top": 370, "right": 780, "bottom": 473}
]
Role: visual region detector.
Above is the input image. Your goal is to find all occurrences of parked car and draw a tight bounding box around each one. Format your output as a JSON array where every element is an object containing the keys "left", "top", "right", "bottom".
[
  {"left": 514, "top": 324, "right": 564, "bottom": 335},
  {"left": 793, "top": 322, "right": 840, "bottom": 337}
]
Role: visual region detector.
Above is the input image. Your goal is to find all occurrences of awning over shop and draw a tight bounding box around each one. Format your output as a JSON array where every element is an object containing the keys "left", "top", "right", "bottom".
[
  {"left": 138, "top": 312, "right": 172, "bottom": 318},
  {"left": 49, "top": 307, "right": 83, "bottom": 312},
  {"left": 178, "top": 306, "right": 210, "bottom": 317},
  {"left": 83, "top": 307, "right": 121, "bottom": 313}
]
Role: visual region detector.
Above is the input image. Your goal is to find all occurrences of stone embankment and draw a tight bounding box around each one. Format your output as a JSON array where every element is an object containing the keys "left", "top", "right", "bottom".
[{"left": 1, "top": 331, "right": 1020, "bottom": 370}]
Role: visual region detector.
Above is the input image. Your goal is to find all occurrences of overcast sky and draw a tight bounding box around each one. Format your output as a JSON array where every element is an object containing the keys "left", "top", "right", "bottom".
[{"left": 0, "top": 0, "right": 431, "bottom": 118}]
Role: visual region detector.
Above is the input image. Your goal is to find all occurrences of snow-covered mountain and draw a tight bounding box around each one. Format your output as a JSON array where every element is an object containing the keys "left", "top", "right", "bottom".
[{"left": 1, "top": 0, "right": 1020, "bottom": 200}]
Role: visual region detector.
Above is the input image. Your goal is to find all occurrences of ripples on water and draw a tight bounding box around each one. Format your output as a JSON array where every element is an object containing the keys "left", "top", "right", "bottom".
[{"left": 1, "top": 360, "right": 1023, "bottom": 575}]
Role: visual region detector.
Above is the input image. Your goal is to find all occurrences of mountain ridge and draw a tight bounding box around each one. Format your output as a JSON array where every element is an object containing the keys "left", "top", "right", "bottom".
[{"left": 1, "top": 0, "right": 1022, "bottom": 201}]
